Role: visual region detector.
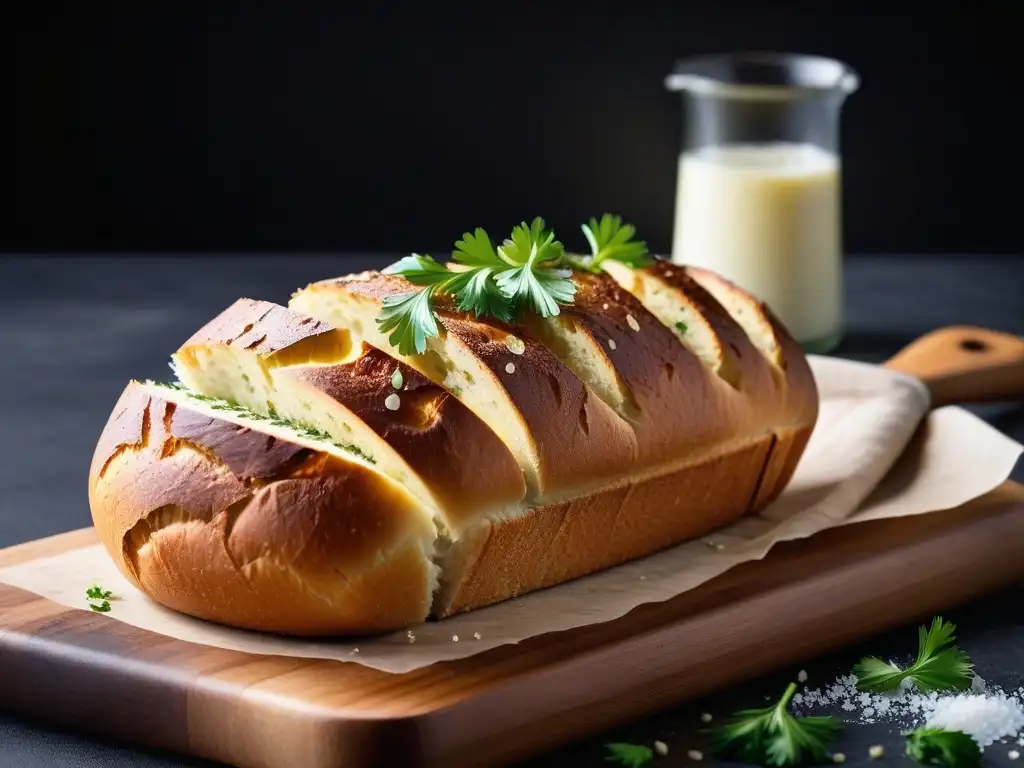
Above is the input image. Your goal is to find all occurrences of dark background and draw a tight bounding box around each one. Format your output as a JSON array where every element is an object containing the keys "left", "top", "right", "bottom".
[{"left": 11, "top": 4, "right": 1024, "bottom": 257}]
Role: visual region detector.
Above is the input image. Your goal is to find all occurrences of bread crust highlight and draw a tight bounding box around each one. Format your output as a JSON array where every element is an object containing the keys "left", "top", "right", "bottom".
[{"left": 89, "top": 382, "right": 438, "bottom": 636}]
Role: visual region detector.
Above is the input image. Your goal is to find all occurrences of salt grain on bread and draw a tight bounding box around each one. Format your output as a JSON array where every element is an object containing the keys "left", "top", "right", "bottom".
[{"left": 89, "top": 261, "right": 819, "bottom": 635}]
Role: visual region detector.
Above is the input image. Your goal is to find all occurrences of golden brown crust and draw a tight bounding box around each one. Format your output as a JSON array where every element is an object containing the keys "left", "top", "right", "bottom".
[
  {"left": 284, "top": 343, "right": 526, "bottom": 528},
  {"left": 438, "top": 312, "right": 638, "bottom": 494},
  {"left": 622, "top": 263, "right": 818, "bottom": 518},
  {"left": 436, "top": 433, "right": 774, "bottom": 616},
  {"left": 683, "top": 265, "right": 819, "bottom": 427},
  {"left": 88, "top": 382, "right": 437, "bottom": 636},
  {"left": 179, "top": 298, "right": 351, "bottom": 367},
  {"left": 747, "top": 424, "right": 815, "bottom": 513},
  {"left": 522, "top": 272, "right": 746, "bottom": 466}
]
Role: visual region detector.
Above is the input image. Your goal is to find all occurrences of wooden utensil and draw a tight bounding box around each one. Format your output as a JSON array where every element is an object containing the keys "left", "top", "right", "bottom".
[
  {"left": 884, "top": 325, "right": 1024, "bottom": 405},
  {"left": 0, "top": 328, "right": 1021, "bottom": 768}
]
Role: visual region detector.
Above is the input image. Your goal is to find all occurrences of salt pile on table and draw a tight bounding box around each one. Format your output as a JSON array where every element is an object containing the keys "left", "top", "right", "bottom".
[
  {"left": 791, "top": 674, "right": 1024, "bottom": 747},
  {"left": 926, "top": 694, "right": 1024, "bottom": 747}
]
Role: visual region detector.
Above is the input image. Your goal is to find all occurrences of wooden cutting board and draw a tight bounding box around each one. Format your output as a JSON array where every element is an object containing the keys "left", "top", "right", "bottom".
[{"left": 2, "top": 326, "right": 1023, "bottom": 768}]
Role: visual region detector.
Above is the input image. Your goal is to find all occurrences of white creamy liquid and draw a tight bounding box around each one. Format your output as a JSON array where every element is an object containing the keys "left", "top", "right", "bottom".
[{"left": 671, "top": 142, "right": 842, "bottom": 345}]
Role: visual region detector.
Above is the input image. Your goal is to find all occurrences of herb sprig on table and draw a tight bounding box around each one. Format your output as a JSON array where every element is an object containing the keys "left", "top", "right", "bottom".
[
  {"left": 604, "top": 742, "right": 654, "bottom": 767},
  {"left": 853, "top": 617, "right": 973, "bottom": 693},
  {"left": 905, "top": 727, "right": 981, "bottom": 768},
  {"left": 376, "top": 214, "right": 650, "bottom": 355},
  {"left": 709, "top": 682, "right": 843, "bottom": 766}
]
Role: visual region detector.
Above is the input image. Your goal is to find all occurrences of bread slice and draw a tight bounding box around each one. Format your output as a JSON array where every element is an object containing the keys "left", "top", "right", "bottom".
[
  {"left": 600, "top": 260, "right": 819, "bottom": 510},
  {"left": 683, "top": 266, "right": 820, "bottom": 510},
  {"left": 290, "top": 272, "right": 639, "bottom": 500},
  {"left": 170, "top": 298, "right": 526, "bottom": 533},
  {"left": 89, "top": 381, "right": 438, "bottom": 635},
  {"left": 518, "top": 271, "right": 761, "bottom": 468},
  {"left": 684, "top": 265, "right": 817, "bottom": 423}
]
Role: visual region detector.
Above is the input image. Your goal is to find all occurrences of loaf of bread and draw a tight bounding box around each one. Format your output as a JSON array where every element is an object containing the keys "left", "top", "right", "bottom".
[{"left": 89, "top": 259, "right": 817, "bottom": 636}]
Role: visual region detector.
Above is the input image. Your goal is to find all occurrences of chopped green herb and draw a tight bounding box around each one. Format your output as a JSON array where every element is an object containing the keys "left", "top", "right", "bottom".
[
  {"left": 150, "top": 382, "right": 375, "bottom": 464},
  {"left": 605, "top": 742, "right": 654, "bottom": 767},
  {"left": 675, "top": 321, "right": 688, "bottom": 334},
  {"left": 854, "top": 617, "right": 973, "bottom": 693},
  {"left": 86, "top": 584, "right": 115, "bottom": 613},
  {"left": 905, "top": 728, "right": 980, "bottom": 768},
  {"left": 86, "top": 585, "right": 113, "bottom": 601},
  {"left": 709, "top": 682, "right": 843, "bottom": 766}
]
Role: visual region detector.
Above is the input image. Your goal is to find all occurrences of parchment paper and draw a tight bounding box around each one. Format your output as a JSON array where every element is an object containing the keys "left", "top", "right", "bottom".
[{"left": 1, "top": 357, "right": 1020, "bottom": 673}]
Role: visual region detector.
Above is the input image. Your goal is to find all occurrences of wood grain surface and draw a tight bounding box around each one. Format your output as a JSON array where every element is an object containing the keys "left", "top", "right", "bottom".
[{"left": 1, "top": 482, "right": 1023, "bottom": 768}]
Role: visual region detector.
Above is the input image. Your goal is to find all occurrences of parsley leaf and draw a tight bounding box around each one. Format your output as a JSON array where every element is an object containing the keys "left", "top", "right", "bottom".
[
  {"left": 453, "top": 267, "right": 516, "bottom": 323},
  {"left": 382, "top": 253, "right": 451, "bottom": 285},
  {"left": 605, "top": 742, "right": 654, "bottom": 767},
  {"left": 453, "top": 227, "right": 507, "bottom": 269},
  {"left": 709, "top": 682, "right": 842, "bottom": 766},
  {"left": 377, "top": 289, "right": 441, "bottom": 356},
  {"left": 581, "top": 213, "right": 653, "bottom": 271},
  {"left": 498, "top": 217, "right": 566, "bottom": 267},
  {"left": 854, "top": 617, "right": 973, "bottom": 693},
  {"left": 494, "top": 218, "right": 575, "bottom": 316},
  {"left": 905, "top": 728, "right": 981, "bottom": 768}
]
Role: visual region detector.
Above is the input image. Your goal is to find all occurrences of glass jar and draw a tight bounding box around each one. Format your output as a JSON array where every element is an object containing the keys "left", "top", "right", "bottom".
[{"left": 666, "top": 52, "right": 859, "bottom": 353}]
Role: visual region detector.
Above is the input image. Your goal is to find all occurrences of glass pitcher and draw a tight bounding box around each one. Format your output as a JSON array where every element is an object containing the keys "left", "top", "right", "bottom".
[{"left": 666, "top": 53, "right": 859, "bottom": 354}]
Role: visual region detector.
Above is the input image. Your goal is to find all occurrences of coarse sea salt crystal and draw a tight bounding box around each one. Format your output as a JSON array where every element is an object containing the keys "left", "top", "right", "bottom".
[
  {"left": 504, "top": 336, "right": 526, "bottom": 355},
  {"left": 925, "top": 694, "right": 1024, "bottom": 747}
]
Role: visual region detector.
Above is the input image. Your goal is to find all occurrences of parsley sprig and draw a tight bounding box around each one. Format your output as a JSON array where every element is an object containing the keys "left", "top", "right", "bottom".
[
  {"left": 709, "top": 682, "right": 843, "bottom": 766},
  {"left": 905, "top": 728, "right": 981, "bottom": 768},
  {"left": 376, "top": 214, "right": 647, "bottom": 355},
  {"left": 853, "top": 617, "right": 973, "bottom": 693},
  {"left": 579, "top": 213, "right": 653, "bottom": 272},
  {"left": 604, "top": 742, "right": 653, "bottom": 767},
  {"left": 86, "top": 584, "right": 115, "bottom": 613}
]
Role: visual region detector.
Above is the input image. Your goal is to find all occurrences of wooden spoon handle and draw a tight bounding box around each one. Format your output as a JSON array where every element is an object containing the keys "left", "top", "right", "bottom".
[{"left": 884, "top": 325, "right": 1024, "bottom": 407}]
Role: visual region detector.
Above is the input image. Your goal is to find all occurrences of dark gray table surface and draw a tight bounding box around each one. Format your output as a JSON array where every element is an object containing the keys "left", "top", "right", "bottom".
[{"left": 0, "top": 254, "right": 1022, "bottom": 768}]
